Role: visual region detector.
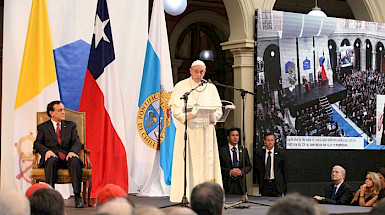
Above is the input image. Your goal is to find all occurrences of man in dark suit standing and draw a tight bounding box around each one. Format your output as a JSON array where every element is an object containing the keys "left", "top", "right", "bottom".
[
  {"left": 218, "top": 128, "right": 251, "bottom": 195},
  {"left": 34, "top": 100, "right": 84, "bottom": 208},
  {"left": 313, "top": 165, "right": 354, "bottom": 205},
  {"left": 255, "top": 132, "right": 287, "bottom": 197}
]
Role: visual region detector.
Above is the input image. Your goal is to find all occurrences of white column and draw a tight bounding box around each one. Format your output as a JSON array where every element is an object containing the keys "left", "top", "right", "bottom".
[
  {"left": 360, "top": 46, "right": 366, "bottom": 71},
  {"left": 222, "top": 41, "right": 255, "bottom": 195},
  {"left": 372, "top": 50, "right": 377, "bottom": 71}
]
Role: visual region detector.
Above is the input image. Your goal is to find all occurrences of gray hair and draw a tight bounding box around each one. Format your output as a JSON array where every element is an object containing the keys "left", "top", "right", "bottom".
[
  {"left": 169, "top": 207, "right": 197, "bottom": 215},
  {"left": 267, "top": 193, "right": 318, "bottom": 215},
  {"left": 135, "top": 206, "right": 165, "bottom": 215},
  {"left": 332, "top": 165, "right": 346, "bottom": 177},
  {"left": 0, "top": 190, "right": 30, "bottom": 215},
  {"left": 96, "top": 197, "right": 134, "bottom": 215}
]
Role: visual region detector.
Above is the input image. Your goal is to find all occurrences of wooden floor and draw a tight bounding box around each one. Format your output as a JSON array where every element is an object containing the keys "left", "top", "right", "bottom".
[
  {"left": 64, "top": 195, "right": 186, "bottom": 215},
  {"left": 64, "top": 195, "right": 372, "bottom": 215},
  {"left": 64, "top": 195, "right": 273, "bottom": 215}
]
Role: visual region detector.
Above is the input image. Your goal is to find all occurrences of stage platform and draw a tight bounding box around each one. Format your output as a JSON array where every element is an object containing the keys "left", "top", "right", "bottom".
[
  {"left": 64, "top": 194, "right": 371, "bottom": 215},
  {"left": 283, "top": 82, "right": 346, "bottom": 114}
]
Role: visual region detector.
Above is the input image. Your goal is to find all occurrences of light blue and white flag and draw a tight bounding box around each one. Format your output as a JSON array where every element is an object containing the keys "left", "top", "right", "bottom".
[{"left": 132, "top": 0, "right": 176, "bottom": 196}]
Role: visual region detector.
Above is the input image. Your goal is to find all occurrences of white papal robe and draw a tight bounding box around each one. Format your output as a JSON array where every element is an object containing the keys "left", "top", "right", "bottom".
[{"left": 169, "top": 77, "right": 223, "bottom": 202}]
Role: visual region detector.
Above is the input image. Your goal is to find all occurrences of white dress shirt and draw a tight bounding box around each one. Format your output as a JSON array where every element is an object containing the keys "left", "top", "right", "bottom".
[{"left": 265, "top": 147, "right": 275, "bottom": 179}]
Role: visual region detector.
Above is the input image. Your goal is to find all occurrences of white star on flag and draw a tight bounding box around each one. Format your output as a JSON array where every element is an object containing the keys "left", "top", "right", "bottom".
[{"left": 94, "top": 14, "right": 110, "bottom": 48}]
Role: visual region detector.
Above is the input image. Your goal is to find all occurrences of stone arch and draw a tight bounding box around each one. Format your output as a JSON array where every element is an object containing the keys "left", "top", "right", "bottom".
[
  {"left": 347, "top": 0, "right": 385, "bottom": 22},
  {"left": 169, "top": 10, "right": 231, "bottom": 88},
  {"left": 341, "top": 38, "right": 351, "bottom": 47},
  {"left": 169, "top": 10, "right": 230, "bottom": 61}
]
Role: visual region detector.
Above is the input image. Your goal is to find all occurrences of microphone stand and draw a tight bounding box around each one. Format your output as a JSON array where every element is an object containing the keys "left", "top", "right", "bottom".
[
  {"left": 211, "top": 80, "right": 267, "bottom": 209},
  {"left": 161, "top": 81, "right": 205, "bottom": 208}
]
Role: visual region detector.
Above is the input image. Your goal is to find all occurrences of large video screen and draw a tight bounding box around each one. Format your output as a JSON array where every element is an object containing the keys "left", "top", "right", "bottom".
[{"left": 254, "top": 9, "right": 385, "bottom": 150}]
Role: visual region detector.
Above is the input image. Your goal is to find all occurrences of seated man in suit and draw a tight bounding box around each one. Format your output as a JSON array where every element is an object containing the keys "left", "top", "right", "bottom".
[
  {"left": 218, "top": 127, "right": 251, "bottom": 195},
  {"left": 255, "top": 132, "right": 287, "bottom": 197},
  {"left": 313, "top": 165, "right": 354, "bottom": 205},
  {"left": 34, "top": 100, "right": 84, "bottom": 208}
]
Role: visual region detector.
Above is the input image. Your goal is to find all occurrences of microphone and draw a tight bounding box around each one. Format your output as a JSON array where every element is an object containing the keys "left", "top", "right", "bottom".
[{"left": 201, "top": 79, "right": 211, "bottom": 84}]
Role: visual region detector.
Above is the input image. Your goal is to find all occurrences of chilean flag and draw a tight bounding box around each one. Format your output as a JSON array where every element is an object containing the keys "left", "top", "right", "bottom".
[
  {"left": 321, "top": 56, "right": 327, "bottom": 81},
  {"left": 79, "top": 0, "right": 128, "bottom": 196}
]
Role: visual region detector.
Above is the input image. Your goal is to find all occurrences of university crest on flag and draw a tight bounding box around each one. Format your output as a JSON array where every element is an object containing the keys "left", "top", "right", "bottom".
[
  {"left": 131, "top": 0, "right": 176, "bottom": 196},
  {"left": 137, "top": 88, "right": 172, "bottom": 150}
]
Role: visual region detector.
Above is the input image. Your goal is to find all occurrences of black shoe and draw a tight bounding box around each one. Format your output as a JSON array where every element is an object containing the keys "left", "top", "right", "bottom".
[{"left": 75, "top": 195, "right": 84, "bottom": 208}]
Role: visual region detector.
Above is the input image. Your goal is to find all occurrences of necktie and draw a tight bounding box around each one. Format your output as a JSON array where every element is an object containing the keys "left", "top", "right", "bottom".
[
  {"left": 56, "top": 122, "right": 61, "bottom": 145},
  {"left": 331, "top": 186, "right": 337, "bottom": 200},
  {"left": 265, "top": 151, "right": 272, "bottom": 179},
  {"left": 56, "top": 123, "right": 66, "bottom": 160},
  {"left": 232, "top": 147, "right": 238, "bottom": 168}
]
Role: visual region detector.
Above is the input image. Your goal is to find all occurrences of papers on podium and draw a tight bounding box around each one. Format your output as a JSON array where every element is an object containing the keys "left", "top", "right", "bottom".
[
  {"left": 183, "top": 100, "right": 236, "bottom": 128},
  {"left": 218, "top": 100, "right": 236, "bottom": 123},
  {"left": 186, "top": 105, "right": 220, "bottom": 129}
]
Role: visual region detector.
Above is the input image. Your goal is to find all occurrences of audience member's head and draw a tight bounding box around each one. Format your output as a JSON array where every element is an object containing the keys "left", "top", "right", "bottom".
[
  {"left": 29, "top": 188, "right": 65, "bottom": 215},
  {"left": 190, "top": 182, "right": 224, "bottom": 215},
  {"left": 366, "top": 172, "right": 382, "bottom": 195},
  {"left": 135, "top": 206, "right": 165, "bottom": 215},
  {"left": 25, "top": 183, "right": 52, "bottom": 198},
  {"left": 371, "top": 198, "right": 385, "bottom": 215},
  {"left": 169, "top": 207, "right": 197, "bottom": 215},
  {"left": 267, "top": 193, "right": 318, "bottom": 215},
  {"left": 331, "top": 165, "right": 346, "bottom": 184},
  {"left": 313, "top": 204, "right": 329, "bottom": 215},
  {"left": 96, "top": 184, "right": 128, "bottom": 207},
  {"left": 0, "top": 190, "right": 30, "bottom": 215},
  {"left": 95, "top": 197, "right": 134, "bottom": 215},
  {"left": 378, "top": 167, "right": 385, "bottom": 189}
]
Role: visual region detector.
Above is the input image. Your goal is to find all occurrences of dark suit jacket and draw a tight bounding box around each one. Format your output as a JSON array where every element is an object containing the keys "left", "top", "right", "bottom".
[
  {"left": 255, "top": 147, "right": 287, "bottom": 194},
  {"left": 320, "top": 182, "right": 354, "bottom": 205},
  {"left": 218, "top": 143, "right": 252, "bottom": 194},
  {"left": 34, "top": 120, "right": 82, "bottom": 167}
]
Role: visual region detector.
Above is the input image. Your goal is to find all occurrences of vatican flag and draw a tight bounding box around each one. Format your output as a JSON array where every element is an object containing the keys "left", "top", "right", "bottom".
[{"left": 11, "top": 0, "right": 60, "bottom": 192}]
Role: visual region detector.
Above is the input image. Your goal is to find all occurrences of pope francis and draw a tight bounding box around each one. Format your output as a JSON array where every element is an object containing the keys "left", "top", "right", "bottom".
[{"left": 168, "top": 60, "right": 223, "bottom": 202}]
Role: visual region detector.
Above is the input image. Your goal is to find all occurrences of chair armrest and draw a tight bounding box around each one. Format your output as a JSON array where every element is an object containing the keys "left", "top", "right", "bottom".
[
  {"left": 83, "top": 148, "right": 91, "bottom": 154},
  {"left": 83, "top": 147, "right": 92, "bottom": 169},
  {"left": 32, "top": 149, "right": 40, "bottom": 169}
]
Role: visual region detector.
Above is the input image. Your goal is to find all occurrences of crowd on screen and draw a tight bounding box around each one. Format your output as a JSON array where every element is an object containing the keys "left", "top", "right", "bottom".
[
  {"left": 255, "top": 81, "right": 345, "bottom": 148},
  {"left": 340, "top": 70, "right": 382, "bottom": 137},
  {"left": 255, "top": 68, "right": 385, "bottom": 149},
  {"left": 295, "top": 104, "right": 343, "bottom": 137},
  {"left": 255, "top": 82, "right": 295, "bottom": 149}
]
